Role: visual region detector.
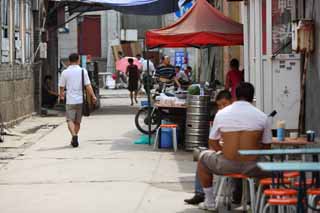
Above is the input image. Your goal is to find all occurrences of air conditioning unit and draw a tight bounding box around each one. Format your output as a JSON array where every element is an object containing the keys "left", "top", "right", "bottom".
[{"left": 32, "top": 0, "right": 39, "bottom": 11}]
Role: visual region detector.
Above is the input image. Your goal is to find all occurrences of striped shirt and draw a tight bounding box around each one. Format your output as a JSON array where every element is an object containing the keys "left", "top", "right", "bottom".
[{"left": 155, "top": 64, "right": 176, "bottom": 79}]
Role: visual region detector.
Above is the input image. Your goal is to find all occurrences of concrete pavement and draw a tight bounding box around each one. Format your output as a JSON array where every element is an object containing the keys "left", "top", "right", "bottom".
[{"left": 0, "top": 89, "right": 205, "bottom": 213}]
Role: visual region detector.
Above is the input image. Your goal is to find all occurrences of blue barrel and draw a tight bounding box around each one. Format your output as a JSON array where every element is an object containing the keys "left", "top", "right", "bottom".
[
  {"left": 160, "top": 128, "right": 180, "bottom": 149},
  {"left": 161, "top": 128, "right": 173, "bottom": 148}
]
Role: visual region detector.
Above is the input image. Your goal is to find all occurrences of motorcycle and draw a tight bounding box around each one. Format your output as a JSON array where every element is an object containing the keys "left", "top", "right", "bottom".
[{"left": 135, "top": 78, "right": 176, "bottom": 134}]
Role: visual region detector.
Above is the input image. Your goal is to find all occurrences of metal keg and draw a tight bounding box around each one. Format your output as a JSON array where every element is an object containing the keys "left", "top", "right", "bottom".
[{"left": 185, "top": 95, "right": 211, "bottom": 151}]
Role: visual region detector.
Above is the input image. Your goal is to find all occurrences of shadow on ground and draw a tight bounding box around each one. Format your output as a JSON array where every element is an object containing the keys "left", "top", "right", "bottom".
[
  {"left": 93, "top": 105, "right": 139, "bottom": 116},
  {"left": 37, "top": 145, "right": 74, "bottom": 152}
]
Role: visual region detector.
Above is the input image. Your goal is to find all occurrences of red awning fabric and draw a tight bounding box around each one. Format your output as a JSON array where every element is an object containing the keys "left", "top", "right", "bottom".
[{"left": 145, "top": 0, "right": 243, "bottom": 49}]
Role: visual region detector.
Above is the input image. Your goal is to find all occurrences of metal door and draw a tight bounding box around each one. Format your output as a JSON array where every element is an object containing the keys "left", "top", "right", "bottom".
[{"left": 78, "top": 15, "right": 101, "bottom": 57}]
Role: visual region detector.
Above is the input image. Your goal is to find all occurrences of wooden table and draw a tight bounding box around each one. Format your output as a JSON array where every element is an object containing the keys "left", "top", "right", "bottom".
[
  {"left": 272, "top": 137, "right": 311, "bottom": 146},
  {"left": 258, "top": 162, "right": 320, "bottom": 213}
]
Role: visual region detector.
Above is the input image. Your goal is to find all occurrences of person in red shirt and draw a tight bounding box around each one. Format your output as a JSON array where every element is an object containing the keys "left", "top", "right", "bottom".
[{"left": 225, "top": 59, "right": 244, "bottom": 99}]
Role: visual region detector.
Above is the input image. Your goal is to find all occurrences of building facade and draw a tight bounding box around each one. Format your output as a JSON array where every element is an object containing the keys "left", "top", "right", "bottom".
[
  {"left": 242, "top": 0, "right": 319, "bottom": 133},
  {"left": 0, "top": 0, "right": 44, "bottom": 125}
]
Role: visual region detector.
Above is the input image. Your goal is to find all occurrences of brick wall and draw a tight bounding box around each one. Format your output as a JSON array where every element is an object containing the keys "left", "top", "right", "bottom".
[{"left": 0, "top": 64, "right": 34, "bottom": 124}]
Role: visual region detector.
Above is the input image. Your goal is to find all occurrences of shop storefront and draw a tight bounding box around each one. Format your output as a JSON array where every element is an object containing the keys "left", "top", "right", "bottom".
[{"left": 243, "top": 0, "right": 301, "bottom": 130}]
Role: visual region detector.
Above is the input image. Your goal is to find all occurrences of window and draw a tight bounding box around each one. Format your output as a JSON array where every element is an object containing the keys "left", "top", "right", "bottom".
[
  {"left": 1, "top": 0, "right": 33, "bottom": 64},
  {"left": 14, "top": 0, "right": 22, "bottom": 63},
  {"left": 1, "top": 0, "right": 9, "bottom": 62},
  {"left": 272, "top": 0, "right": 294, "bottom": 54},
  {"left": 14, "top": 0, "right": 20, "bottom": 28},
  {"left": 25, "top": 1, "right": 32, "bottom": 63}
]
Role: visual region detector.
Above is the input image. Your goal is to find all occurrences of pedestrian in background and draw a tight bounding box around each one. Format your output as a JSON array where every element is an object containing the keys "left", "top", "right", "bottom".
[
  {"left": 126, "top": 58, "right": 140, "bottom": 106},
  {"left": 225, "top": 59, "right": 244, "bottom": 99},
  {"left": 59, "top": 53, "right": 97, "bottom": 148},
  {"left": 42, "top": 75, "right": 59, "bottom": 108},
  {"left": 155, "top": 55, "right": 181, "bottom": 89},
  {"left": 142, "top": 56, "right": 156, "bottom": 95}
]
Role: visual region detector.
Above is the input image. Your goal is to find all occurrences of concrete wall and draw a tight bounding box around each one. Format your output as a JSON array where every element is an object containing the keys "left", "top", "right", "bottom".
[
  {"left": 105, "top": 11, "right": 121, "bottom": 74},
  {"left": 122, "top": 15, "right": 161, "bottom": 39},
  {"left": 305, "top": 1, "right": 320, "bottom": 133},
  {"left": 0, "top": 65, "right": 34, "bottom": 123},
  {"left": 58, "top": 16, "right": 78, "bottom": 59}
]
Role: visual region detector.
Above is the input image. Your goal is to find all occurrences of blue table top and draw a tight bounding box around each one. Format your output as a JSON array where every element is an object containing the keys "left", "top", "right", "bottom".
[
  {"left": 258, "top": 162, "right": 320, "bottom": 172},
  {"left": 239, "top": 148, "right": 320, "bottom": 156}
]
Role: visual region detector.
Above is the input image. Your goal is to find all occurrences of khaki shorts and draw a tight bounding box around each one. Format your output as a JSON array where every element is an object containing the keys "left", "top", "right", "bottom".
[
  {"left": 200, "top": 150, "right": 271, "bottom": 178},
  {"left": 66, "top": 104, "right": 83, "bottom": 123}
]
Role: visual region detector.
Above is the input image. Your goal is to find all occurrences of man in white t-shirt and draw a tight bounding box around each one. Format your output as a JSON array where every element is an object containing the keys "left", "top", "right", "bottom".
[
  {"left": 59, "top": 53, "right": 97, "bottom": 148},
  {"left": 136, "top": 54, "right": 144, "bottom": 65},
  {"left": 142, "top": 56, "right": 155, "bottom": 75},
  {"left": 197, "top": 82, "right": 272, "bottom": 211}
]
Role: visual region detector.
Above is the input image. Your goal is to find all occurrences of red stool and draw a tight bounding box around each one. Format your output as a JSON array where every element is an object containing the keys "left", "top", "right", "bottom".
[
  {"left": 262, "top": 198, "right": 297, "bottom": 213},
  {"left": 284, "top": 171, "right": 300, "bottom": 179},
  {"left": 307, "top": 188, "right": 320, "bottom": 209},
  {"left": 258, "top": 189, "right": 297, "bottom": 213},
  {"left": 256, "top": 178, "right": 291, "bottom": 212},
  {"left": 294, "top": 178, "right": 314, "bottom": 187},
  {"left": 308, "top": 188, "right": 320, "bottom": 195},
  {"left": 215, "top": 174, "right": 256, "bottom": 212},
  {"left": 264, "top": 188, "right": 297, "bottom": 196}
]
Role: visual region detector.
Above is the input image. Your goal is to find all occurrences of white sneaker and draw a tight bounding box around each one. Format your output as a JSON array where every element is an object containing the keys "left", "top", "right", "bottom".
[{"left": 198, "top": 202, "right": 217, "bottom": 212}]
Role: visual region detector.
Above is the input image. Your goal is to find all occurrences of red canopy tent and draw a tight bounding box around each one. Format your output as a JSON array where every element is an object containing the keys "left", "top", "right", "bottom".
[
  {"left": 143, "top": 0, "right": 244, "bottom": 141},
  {"left": 145, "top": 0, "right": 244, "bottom": 49}
]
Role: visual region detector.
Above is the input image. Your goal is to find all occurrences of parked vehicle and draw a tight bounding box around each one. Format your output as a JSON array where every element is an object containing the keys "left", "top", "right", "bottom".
[{"left": 135, "top": 78, "right": 175, "bottom": 134}]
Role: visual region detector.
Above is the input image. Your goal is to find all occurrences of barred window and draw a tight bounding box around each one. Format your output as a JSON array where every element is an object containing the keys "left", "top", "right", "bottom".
[
  {"left": 25, "top": 0, "right": 32, "bottom": 63},
  {"left": 14, "top": 0, "right": 22, "bottom": 63},
  {"left": 1, "top": 0, "right": 9, "bottom": 63}
]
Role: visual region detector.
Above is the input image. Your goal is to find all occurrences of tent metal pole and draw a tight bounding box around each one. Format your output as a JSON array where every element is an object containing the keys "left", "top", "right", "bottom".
[
  {"left": 146, "top": 48, "right": 152, "bottom": 145},
  {"left": 198, "top": 47, "right": 203, "bottom": 82}
]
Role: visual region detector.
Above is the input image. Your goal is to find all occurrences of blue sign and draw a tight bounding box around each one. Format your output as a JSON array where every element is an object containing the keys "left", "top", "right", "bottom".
[
  {"left": 81, "top": 55, "right": 87, "bottom": 69},
  {"left": 175, "top": 51, "right": 188, "bottom": 68},
  {"left": 175, "top": 1, "right": 193, "bottom": 18}
]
